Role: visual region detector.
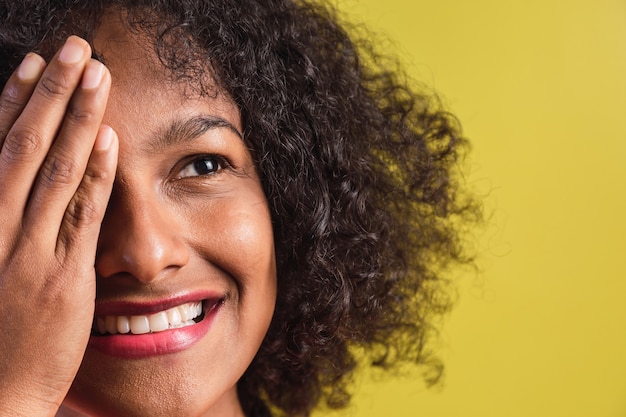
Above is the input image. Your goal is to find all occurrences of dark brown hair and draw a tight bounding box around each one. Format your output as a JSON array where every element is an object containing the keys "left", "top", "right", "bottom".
[{"left": 0, "top": 1, "right": 480, "bottom": 415}]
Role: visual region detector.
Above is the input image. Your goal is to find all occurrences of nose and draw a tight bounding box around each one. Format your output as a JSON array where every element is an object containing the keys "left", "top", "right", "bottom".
[{"left": 95, "top": 185, "right": 189, "bottom": 284}]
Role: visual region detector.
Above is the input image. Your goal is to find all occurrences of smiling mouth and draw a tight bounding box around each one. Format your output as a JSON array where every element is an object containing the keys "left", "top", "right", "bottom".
[{"left": 91, "top": 300, "right": 218, "bottom": 336}]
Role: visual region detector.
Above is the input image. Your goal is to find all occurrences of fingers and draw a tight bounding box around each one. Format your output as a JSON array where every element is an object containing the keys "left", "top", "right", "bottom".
[
  {"left": 0, "top": 36, "right": 94, "bottom": 226},
  {"left": 0, "top": 53, "right": 46, "bottom": 147},
  {"left": 57, "top": 125, "right": 118, "bottom": 265},
  {"left": 0, "top": 35, "right": 116, "bottom": 261},
  {"left": 24, "top": 58, "right": 112, "bottom": 244}
]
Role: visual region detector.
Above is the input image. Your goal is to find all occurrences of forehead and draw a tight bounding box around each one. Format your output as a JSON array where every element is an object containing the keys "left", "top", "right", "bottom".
[
  {"left": 93, "top": 10, "right": 162, "bottom": 80},
  {"left": 93, "top": 13, "right": 172, "bottom": 90},
  {"left": 93, "top": 9, "right": 225, "bottom": 103},
  {"left": 92, "top": 11, "right": 243, "bottom": 164}
]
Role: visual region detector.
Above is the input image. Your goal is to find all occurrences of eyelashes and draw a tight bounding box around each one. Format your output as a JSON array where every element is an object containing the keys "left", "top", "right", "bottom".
[{"left": 176, "top": 154, "right": 230, "bottom": 179}]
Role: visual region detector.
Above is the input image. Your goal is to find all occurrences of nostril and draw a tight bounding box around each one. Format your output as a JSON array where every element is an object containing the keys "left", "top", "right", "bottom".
[
  {"left": 95, "top": 186, "right": 190, "bottom": 283},
  {"left": 95, "top": 221, "right": 189, "bottom": 283}
]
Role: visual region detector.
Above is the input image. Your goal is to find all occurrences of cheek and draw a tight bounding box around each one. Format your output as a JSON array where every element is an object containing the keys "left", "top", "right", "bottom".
[
  {"left": 192, "top": 197, "right": 277, "bottom": 366},
  {"left": 226, "top": 208, "right": 277, "bottom": 302},
  {"left": 231, "top": 211, "right": 275, "bottom": 269},
  {"left": 188, "top": 194, "right": 277, "bottom": 306}
]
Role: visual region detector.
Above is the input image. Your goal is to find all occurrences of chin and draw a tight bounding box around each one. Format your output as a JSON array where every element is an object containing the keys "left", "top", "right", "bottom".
[{"left": 62, "top": 339, "right": 246, "bottom": 417}]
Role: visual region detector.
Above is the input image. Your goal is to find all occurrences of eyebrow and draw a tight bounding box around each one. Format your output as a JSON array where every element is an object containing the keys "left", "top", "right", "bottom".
[{"left": 147, "top": 115, "right": 243, "bottom": 154}]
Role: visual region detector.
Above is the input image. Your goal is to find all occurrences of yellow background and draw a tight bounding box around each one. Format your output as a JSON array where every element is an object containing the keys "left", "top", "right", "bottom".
[{"left": 316, "top": 1, "right": 626, "bottom": 416}]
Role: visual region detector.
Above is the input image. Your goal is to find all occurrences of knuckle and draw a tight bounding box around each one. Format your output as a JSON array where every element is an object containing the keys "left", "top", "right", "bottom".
[
  {"left": 0, "top": 84, "right": 25, "bottom": 114},
  {"left": 37, "top": 72, "right": 71, "bottom": 99},
  {"left": 64, "top": 197, "right": 101, "bottom": 230},
  {"left": 39, "top": 154, "right": 77, "bottom": 187},
  {"left": 66, "top": 102, "right": 96, "bottom": 125},
  {"left": 84, "top": 162, "right": 111, "bottom": 183},
  {"left": 1, "top": 128, "right": 44, "bottom": 163}
]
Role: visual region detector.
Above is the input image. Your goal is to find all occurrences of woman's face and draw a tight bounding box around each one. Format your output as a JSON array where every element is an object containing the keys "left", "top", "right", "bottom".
[{"left": 62, "top": 17, "right": 277, "bottom": 417}]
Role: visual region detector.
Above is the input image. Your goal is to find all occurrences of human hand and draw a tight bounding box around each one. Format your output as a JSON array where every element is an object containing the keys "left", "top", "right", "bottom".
[{"left": 0, "top": 37, "right": 117, "bottom": 416}]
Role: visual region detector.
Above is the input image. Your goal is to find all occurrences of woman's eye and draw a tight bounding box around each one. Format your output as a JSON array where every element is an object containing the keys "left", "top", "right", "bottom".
[{"left": 178, "top": 156, "right": 223, "bottom": 178}]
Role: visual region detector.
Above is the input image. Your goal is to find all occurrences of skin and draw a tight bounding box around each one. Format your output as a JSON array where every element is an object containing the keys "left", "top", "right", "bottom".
[{"left": 0, "top": 12, "right": 277, "bottom": 417}]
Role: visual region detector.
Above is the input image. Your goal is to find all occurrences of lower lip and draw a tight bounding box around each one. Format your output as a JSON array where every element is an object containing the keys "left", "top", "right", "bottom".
[{"left": 87, "top": 306, "right": 218, "bottom": 359}]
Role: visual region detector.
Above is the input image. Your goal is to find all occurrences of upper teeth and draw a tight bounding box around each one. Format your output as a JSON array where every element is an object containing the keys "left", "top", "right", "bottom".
[{"left": 94, "top": 301, "right": 203, "bottom": 335}]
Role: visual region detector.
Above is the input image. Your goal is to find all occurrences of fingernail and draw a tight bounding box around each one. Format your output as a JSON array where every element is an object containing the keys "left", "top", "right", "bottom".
[
  {"left": 17, "top": 53, "right": 45, "bottom": 80},
  {"left": 58, "top": 37, "right": 86, "bottom": 64},
  {"left": 95, "top": 125, "right": 115, "bottom": 151},
  {"left": 82, "top": 60, "right": 105, "bottom": 89}
]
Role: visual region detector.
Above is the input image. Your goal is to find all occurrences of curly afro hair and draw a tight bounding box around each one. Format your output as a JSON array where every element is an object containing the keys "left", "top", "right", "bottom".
[{"left": 0, "top": 0, "right": 480, "bottom": 415}]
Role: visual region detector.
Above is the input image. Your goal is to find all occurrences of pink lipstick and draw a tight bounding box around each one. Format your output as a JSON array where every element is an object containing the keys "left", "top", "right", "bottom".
[{"left": 88, "top": 293, "right": 222, "bottom": 358}]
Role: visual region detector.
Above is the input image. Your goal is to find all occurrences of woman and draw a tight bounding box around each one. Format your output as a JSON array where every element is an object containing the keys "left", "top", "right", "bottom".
[{"left": 0, "top": 0, "right": 476, "bottom": 416}]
